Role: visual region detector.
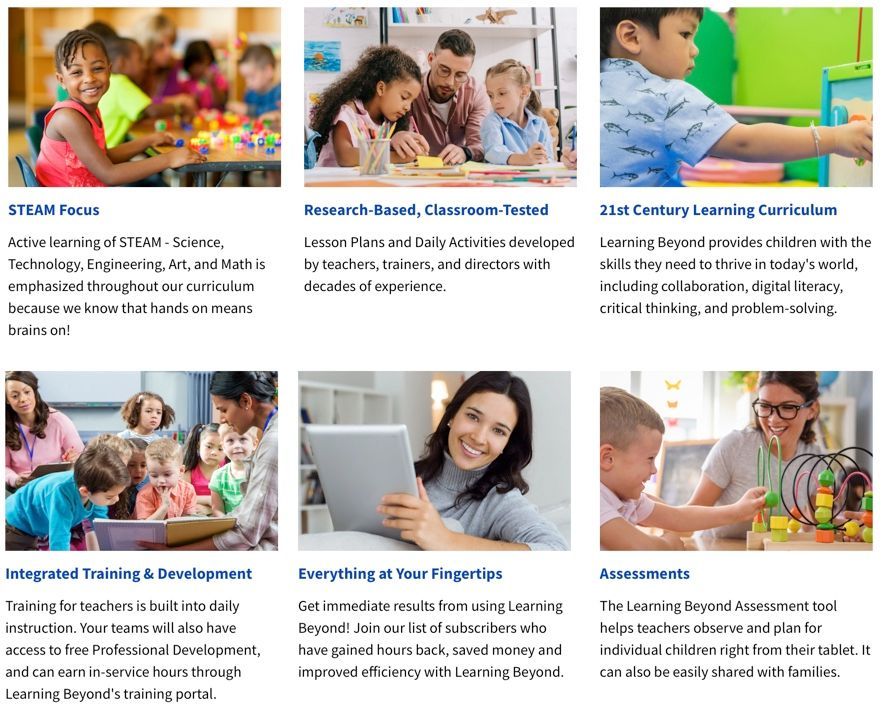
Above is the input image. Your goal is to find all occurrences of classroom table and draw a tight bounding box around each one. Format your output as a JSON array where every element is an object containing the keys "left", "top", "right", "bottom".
[
  {"left": 305, "top": 164, "right": 577, "bottom": 187},
  {"left": 130, "top": 120, "right": 281, "bottom": 187}
]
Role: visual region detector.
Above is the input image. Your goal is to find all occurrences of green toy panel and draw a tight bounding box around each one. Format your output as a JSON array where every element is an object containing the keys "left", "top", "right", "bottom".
[
  {"left": 735, "top": 8, "right": 873, "bottom": 108},
  {"left": 687, "top": 9, "right": 735, "bottom": 104}
]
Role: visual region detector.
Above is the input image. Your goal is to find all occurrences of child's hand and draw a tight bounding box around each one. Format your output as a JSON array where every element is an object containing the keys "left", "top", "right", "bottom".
[
  {"left": 832, "top": 119, "right": 872, "bottom": 161},
  {"left": 377, "top": 478, "right": 452, "bottom": 550},
  {"left": 659, "top": 531, "right": 685, "bottom": 550},
  {"left": 527, "top": 142, "right": 549, "bottom": 164},
  {"left": 563, "top": 149, "right": 577, "bottom": 170},
  {"left": 732, "top": 486, "right": 768, "bottom": 521},
  {"left": 227, "top": 101, "right": 247, "bottom": 116},
  {"left": 158, "top": 487, "right": 172, "bottom": 509},
  {"left": 167, "top": 146, "right": 207, "bottom": 169},
  {"left": 151, "top": 132, "right": 175, "bottom": 147},
  {"left": 391, "top": 131, "right": 430, "bottom": 160}
]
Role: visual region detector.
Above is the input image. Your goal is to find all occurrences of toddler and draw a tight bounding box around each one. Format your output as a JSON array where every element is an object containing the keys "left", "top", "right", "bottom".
[
  {"left": 228, "top": 44, "right": 281, "bottom": 122},
  {"left": 481, "top": 59, "right": 553, "bottom": 165},
  {"left": 118, "top": 391, "right": 175, "bottom": 444},
  {"left": 311, "top": 45, "right": 429, "bottom": 167},
  {"left": 209, "top": 424, "right": 257, "bottom": 515},
  {"left": 599, "top": 8, "right": 873, "bottom": 186},
  {"left": 600, "top": 387, "right": 766, "bottom": 550},
  {"left": 5, "top": 445, "right": 128, "bottom": 551},
  {"left": 182, "top": 423, "right": 224, "bottom": 515},
  {"left": 35, "top": 31, "right": 204, "bottom": 186},
  {"left": 135, "top": 438, "right": 198, "bottom": 520}
]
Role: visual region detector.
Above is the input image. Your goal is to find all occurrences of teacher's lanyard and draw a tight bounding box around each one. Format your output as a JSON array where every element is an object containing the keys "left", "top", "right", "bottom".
[
  {"left": 18, "top": 424, "right": 36, "bottom": 471},
  {"left": 262, "top": 407, "right": 278, "bottom": 434}
]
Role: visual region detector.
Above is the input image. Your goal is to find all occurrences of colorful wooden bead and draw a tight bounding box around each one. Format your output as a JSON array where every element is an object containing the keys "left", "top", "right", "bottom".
[
  {"left": 815, "top": 492, "right": 834, "bottom": 509},
  {"left": 815, "top": 528, "right": 835, "bottom": 543},
  {"left": 862, "top": 511, "right": 872, "bottom": 528},
  {"left": 175, "top": 138, "right": 185, "bottom": 147},
  {"left": 752, "top": 521, "right": 767, "bottom": 533},
  {"left": 770, "top": 516, "right": 788, "bottom": 530},
  {"left": 861, "top": 492, "right": 873, "bottom": 511},
  {"left": 787, "top": 518, "right": 802, "bottom": 533},
  {"left": 818, "top": 468, "right": 835, "bottom": 487},
  {"left": 154, "top": 119, "right": 167, "bottom": 132},
  {"left": 771, "top": 529, "right": 789, "bottom": 542},
  {"left": 814, "top": 506, "right": 832, "bottom": 524},
  {"left": 764, "top": 491, "right": 779, "bottom": 507},
  {"left": 862, "top": 527, "right": 873, "bottom": 543},
  {"left": 816, "top": 486, "right": 833, "bottom": 495},
  {"left": 843, "top": 520, "right": 860, "bottom": 538},
  {"left": 790, "top": 505, "right": 803, "bottom": 520}
]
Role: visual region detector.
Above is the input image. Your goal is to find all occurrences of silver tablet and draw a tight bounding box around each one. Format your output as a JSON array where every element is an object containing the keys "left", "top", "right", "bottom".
[{"left": 306, "top": 425, "right": 419, "bottom": 539}]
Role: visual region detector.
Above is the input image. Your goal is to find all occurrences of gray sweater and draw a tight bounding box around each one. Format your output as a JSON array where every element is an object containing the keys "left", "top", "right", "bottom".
[{"left": 424, "top": 455, "right": 568, "bottom": 551}]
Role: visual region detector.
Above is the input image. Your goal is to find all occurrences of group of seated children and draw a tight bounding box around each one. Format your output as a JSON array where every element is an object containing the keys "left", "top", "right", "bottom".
[
  {"left": 5, "top": 390, "right": 256, "bottom": 551},
  {"left": 310, "top": 45, "right": 567, "bottom": 169},
  {"left": 35, "top": 13, "right": 281, "bottom": 187}
]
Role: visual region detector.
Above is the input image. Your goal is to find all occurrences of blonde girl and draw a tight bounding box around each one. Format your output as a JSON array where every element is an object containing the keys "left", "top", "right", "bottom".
[{"left": 480, "top": 59, "right": 553, "bottom": 166}]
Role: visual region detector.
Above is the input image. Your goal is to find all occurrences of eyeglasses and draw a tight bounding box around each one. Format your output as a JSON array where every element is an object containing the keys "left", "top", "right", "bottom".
[
  {"left": 435, "top": 63, "right": 470, "bottom": 83},
  {"left": 752, "top": 399, "right": 815, "bottom": 420}
]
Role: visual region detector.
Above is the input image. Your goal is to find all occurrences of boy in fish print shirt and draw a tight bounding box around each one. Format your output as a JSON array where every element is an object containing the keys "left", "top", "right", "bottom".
[{"left": 600, "top": 8, "right": 873, "bottom": 186}]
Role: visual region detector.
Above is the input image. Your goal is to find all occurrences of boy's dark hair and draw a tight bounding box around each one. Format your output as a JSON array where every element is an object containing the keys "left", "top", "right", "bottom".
[
  {"left": 55, "top": 29, "right": 108, "bottom": 71},
  {"left": 600, "top": 8, "right": 704, "bottom": 59},
  {"left": 83, "top": 21, "right": 118, "bottom": 45},
  {"left": 434, "top": 29, "right": 476, "bottom": 58},
  {"left": 106, "top": 37, "right": 140, "bottom": 66},
  {"left": 74, "top": 445, "right": 129, "bottom": 492},
  {"left": 309, "top": 46, "right": 421, "bottom": 151},
  {"left": 184, "top": 40, "right": 216, "bottom": 71},
  {"left": 239, "top": 44, "right": 276, "bottom": 70},
  {"left": 120, "top": 391, "right": 175, "bottom": 430}
]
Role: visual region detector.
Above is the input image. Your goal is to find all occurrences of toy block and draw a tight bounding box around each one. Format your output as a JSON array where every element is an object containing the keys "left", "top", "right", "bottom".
[
  {"left": 843, "top": 520, "right": 861, "bottom": 538},
  {"left": 770, "top": 516, "right": 788, "bottom": 530},
  {"left": 862, "top": 527, "right": 873, "bottom": 543},
  {"left": 814, "top": 507, "right": 833, "bottom": 524},
  {"left": 770, "top": 529, "right": 789, "bottom": 542},
  {"left": 816, "top": 486, "right": 833, "bottom": 495},
  {"left": 862, "top": 510, "right": 872, "bottom": 528},
  {"left": 752, "top": 521, "right": 767, "bottom": 533},
  {"left": 818, "top": 468, "right": 835, "bottom": 487},
  {"left": 787, "top": 518, "right": 802, "bottom": 533},
  {"left": 815, "top": 492, "right": 834, "bottom": 509},
  {"left": 861, "top": 492, "right": 873, "bottom": 511},
  {"left": 746, "top": 530, "right": 767, "bottom": 550},
  {"left": 815, "top": 528, "right": 835, "bottom": 543}
]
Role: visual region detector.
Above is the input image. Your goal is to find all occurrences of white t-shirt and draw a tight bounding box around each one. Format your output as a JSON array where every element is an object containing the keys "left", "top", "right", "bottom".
[
  {"left": 599, "top": 482, "right": 655, "bottom": 527},
  {"left": 431, "top": 98, "right": 452, "bottom": 124}
]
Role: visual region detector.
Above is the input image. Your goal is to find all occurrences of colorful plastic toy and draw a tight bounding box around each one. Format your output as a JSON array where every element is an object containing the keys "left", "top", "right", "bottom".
[{"left": 819, "top": 61, "right": 872, "bottom": 187}]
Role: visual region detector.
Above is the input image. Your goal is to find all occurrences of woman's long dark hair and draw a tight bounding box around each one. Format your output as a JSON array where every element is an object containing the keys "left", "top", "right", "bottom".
[
  {"left": 5, "top": 371, "right": 52, "bottom": 450},
  {"left": 209, "top": 372, "right": 277, "bottom": 403},
  {"left": 416, "top": 372, "right": 533, "bottom": 505},
  {"left": 753, "top": 371, "right": 819, "bottom": 444},
  {"left": 309, "top": 45, "right": 422, "bottom": 151}
]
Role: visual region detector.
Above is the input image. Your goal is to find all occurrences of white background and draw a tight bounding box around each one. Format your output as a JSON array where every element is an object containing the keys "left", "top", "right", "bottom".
[{"left": 2, "top": 1, "right": 880, "bottom": 704}]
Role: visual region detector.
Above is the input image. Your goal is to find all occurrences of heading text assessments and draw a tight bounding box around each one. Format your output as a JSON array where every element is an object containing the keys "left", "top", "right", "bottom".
[
  {"left": 599, "top": 202, "right": 837, "bottom": 219},
  {"left": 304, "top": 203, "right": 549, "bottom": 218}
]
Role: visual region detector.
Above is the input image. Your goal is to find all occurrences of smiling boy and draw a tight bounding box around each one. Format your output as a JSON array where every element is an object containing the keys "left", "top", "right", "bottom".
[
  {"left": 600, "top": 387, "right": 766, "bottom": 550},
  {"left": 599, "top": 8, "right": 873, "bottom": 186}
]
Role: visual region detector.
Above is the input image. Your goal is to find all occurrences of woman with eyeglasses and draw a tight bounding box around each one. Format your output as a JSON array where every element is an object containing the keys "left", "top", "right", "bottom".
[{"left": 686, "top": 371, "right": 822, "bottom": 538}]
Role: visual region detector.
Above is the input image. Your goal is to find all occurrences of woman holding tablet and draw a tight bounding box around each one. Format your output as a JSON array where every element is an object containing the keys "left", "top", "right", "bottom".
[
  {"left": 378, "top": 371, "right": 568, "bottom": 550},
  {"left": 6, "top": 371, "right": 84, "bottom": 492}
]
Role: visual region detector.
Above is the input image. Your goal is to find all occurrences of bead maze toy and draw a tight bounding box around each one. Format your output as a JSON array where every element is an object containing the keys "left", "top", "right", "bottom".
[
  {"left": 748, "top": 443, "right": 872, "bottom": 551},
  {"left": 746, "top": 435, "right": 788, "bottom": 549},
  {"left": 819, "top": 61, "right": 872, "bottom": 187}
]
